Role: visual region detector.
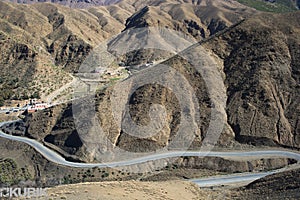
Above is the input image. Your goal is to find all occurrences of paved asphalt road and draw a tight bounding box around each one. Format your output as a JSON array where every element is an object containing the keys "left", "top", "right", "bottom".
[
  {"left": 0, "top": 121, "right": 299, "bottom": 187},
  {"left": 190, "top": 171, "right": 275, "bottom": 187}
]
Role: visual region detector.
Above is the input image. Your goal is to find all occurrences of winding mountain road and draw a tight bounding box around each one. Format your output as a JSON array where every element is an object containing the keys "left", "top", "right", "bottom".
[{"left": 0, "top": 121, "right": 299, "bottom": 187}]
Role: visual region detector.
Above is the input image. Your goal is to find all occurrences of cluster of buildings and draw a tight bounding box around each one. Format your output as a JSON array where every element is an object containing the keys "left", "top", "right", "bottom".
[
  {"left": 93, "top": 67, "right": 126, "bottom": 77},
  {"left": 0, "top": 99, "right": 50, "bottom": 114},
  {"left": 27, "top": 99, "right": 50, "bottom": 113}
]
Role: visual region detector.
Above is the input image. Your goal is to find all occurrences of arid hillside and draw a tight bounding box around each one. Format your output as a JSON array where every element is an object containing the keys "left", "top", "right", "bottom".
[
  {"left": 0, "top": 0, "right": 255, "bottom": 104},
  {"left": 204, "top": 11, "right": 300, "bottom": 149}
]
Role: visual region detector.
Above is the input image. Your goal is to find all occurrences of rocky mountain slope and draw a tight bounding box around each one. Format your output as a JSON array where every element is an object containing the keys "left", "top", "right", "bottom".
[
  {"left": 204, "top": 11, "right": 300, "bottom": 149},
  {"left": 0, "top": 0, "right": 255, "bottom": 104}
]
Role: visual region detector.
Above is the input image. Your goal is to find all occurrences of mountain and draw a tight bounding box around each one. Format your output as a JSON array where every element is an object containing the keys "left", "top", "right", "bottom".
[
  {"left": 0, "top": 0, "right": 299, "bottom": 196},
  {"left": 0, "top": 0, "right": 255, "bottom": 104},
  {"left": 3, "top": 0, "right": 300, "bottom": 11},
  {"left": 3, "top": 0, "right": 122, "bottom": 8},
  {"left": 204, "top": 11, "right": 300, "bottom": 148},
  {"left": 123, "top": 0, "right": 255, "bottom": 38},
  {"left": 3, "top": 8, "right": 300, "bottom": 163}
]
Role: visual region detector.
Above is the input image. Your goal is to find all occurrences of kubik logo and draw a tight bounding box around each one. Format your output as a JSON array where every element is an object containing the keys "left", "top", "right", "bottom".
[{"left": 0, "top": 187, "right": 47, "bottom": 198}]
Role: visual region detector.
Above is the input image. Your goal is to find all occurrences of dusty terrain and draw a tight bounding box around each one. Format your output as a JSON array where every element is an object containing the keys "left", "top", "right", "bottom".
[
  {"left": 34, "top": 180, "right": 229, "bottom": 200},
  {"left": 20, "top": 167, "right": 300, "bottom": 200}
]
